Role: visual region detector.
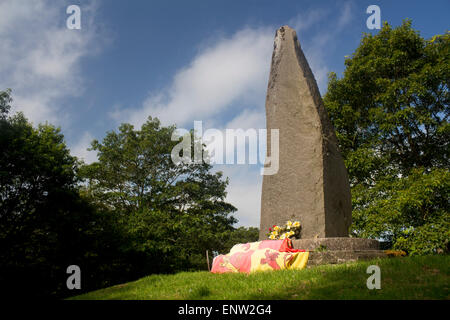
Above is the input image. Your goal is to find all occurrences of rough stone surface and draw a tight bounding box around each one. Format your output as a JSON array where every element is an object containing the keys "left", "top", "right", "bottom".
[
  {"left": 292, "top": 238, "right": 379, "bottom": 251},
  {"left": 259, "top": 26, "right": 352, "bottom": 240},
  {"left": 306, "top": 250, "right": 387, "bottom": 266}
]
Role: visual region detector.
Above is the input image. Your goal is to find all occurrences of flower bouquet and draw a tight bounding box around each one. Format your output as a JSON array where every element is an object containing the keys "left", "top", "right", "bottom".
[{"left": 267, "top": 220, "right": 301, "bottom": 240}]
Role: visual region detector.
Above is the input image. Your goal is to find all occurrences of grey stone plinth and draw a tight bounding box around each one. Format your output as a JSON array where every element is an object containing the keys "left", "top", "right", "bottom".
[
  {"left": 292, "top": 237, "right": 387, "bottom": 266},
  {"left": 292, "top": 237, "right": 380, "bottom": 251},
  {"left": 306, "top": 250, "right": 387, "bottom": 266}
]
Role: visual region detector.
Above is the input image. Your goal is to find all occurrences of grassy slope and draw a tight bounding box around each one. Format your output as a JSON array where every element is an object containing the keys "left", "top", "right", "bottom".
[{"left": 71, "top": 255, "right": 449, "bottom": 300}]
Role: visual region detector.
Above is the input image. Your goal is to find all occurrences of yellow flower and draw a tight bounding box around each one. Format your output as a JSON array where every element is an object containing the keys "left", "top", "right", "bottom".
[
  {"left": 269, "top": 234, "right": 276, "bottom": 240},
  {"left": 280, "top": 233, "right": 287, "bottom": 239},
  {"left": 286, "top": 221, "right": 292, "bottom": 229},
  {"left": 293, "top": 221, "right": 300, "bottom": 228},
  {"left": 385, "top": 250, "right": 406, "bottom": 257},
  {"left": 271, "top": 231, "right": 278, "bottom": 237},
  {"left": 289, "top": 231, "right": 295, "bottom": 236},
  {"left": 274, "top": 225, "right": 280, "bottom": 231}
]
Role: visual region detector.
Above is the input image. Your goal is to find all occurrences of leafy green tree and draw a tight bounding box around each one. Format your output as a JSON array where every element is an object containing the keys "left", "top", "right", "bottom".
[
  {"left": 0, "top": 90, "right": 125, "bottom": 298},
  {"left": 323, "top": 21, "right": 449, "bottom": 254},
  {"left": 79, "top": 117, "right": 237, "bottom": 273},
  {"left": 0, "top": 89, "right": 12, "bottom": 119},
  {"left": 1, "top": 90, "right": 78, "bottom": 297}
]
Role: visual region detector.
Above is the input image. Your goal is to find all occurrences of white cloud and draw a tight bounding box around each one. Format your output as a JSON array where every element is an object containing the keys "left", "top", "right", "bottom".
[
  {"left": 293, "top": 1, "right": 355, "bottom": 92},
  {"left": 111, "top": 29, "right": 274, "bottom": 228},
  {"left": 70, "top": 131, "right": 98, "bottom": 164},
  {"left": 288, "top": 7, "right": 330, "bottom": 32},
  {"left": 0, "top": 0, "right": 103, "bottom": 126},
  {"left": 113, "top": 27, "right": 274, "bottom": 128},
  {"left": 215, "top": 165, "right": 262, "bottom": 227},
  {"left": 210, "top": 4, "right": 354, "bottom": 227},
  {"left": 224, "top": 108, "right": 265, "bottom": 130},
  {"left": 110, "top": 10, "right": 354, "bottom": 227},
  {"left": 337, "top": 1, "right": 354, "bottom": 30},
  {"left": 213, "top": 111, "right": 266, "bottom": 228},
  {"left": 0, "top": 2, "right": 355, "bottom": 229}
]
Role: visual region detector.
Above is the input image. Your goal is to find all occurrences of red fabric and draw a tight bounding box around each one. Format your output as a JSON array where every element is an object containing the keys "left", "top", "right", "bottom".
[
  {"left": 279, "top": 238, "right": 305, "bottom": 253},
  {"left": 260, "top": 250, "right": 280, "bottom": 270},
  {"left": 211, "top": 255, "right": 230, "bottom": 273},
  {"left": 228, "top": 250, "right": 254, "bottom": 273},
  {"left": 211, "top": 239, "right": 306, "bottom": 274},
  {"left": 255, "top": 239, "right": 305, "bottom": 252}
]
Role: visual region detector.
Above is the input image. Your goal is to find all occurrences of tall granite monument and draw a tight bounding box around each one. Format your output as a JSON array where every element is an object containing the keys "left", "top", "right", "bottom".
[
  {"left": 260, "top": 26, "right": 384, "bottom": 264},
  {"left": 260, "top": 25, "right": 352, "bottom": 239}
]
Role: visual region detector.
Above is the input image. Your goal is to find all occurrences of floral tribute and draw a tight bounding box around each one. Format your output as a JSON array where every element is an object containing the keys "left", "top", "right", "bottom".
[{"left": 267, "top": 220, "right": 301, "bottom": 240}]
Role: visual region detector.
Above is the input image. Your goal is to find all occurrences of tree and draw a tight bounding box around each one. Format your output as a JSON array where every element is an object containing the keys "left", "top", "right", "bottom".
[
  {"left": 323, "top": 21, "right": 449, "bottom": 254},
  {"left": 0, "top": 91, "right": 76, "bottom": 296},
  {"left": 79, "top": 117, "right": 237, "bottom": 273},
  {"left": 0, "top": 89, "right": 12, "bottom": 119},
  {"left": 0, "top": 90, "right": 125, "bottom": 298}
]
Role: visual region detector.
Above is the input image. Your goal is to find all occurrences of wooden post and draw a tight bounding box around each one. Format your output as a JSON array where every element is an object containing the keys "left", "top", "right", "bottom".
[{"left": 206, "top": 250, "right": 210, "bottom": 271}]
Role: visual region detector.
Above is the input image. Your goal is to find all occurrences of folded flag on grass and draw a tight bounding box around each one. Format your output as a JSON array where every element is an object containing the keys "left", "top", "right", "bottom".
[{"left": 211, "top": 239, "right": 309, "bottom": 274}]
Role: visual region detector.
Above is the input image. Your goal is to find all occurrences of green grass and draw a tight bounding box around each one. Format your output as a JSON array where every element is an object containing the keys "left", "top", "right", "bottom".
[{"left": 70, "top": 255, "right": 449, "bottom": 300}]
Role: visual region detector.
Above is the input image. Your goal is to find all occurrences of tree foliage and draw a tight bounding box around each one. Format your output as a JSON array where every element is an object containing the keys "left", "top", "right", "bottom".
[
  {"left": 0, "top": 90, "right": 114, "bottom": 298},
  {"left": 79, "top": 117, "right": 237, "bottom": 273},
  {"left": 1, "top": 89, "right": 241, "bottom": 298},
  {"left": 324, "top": 20, "right": 449, "bottom": 254}
]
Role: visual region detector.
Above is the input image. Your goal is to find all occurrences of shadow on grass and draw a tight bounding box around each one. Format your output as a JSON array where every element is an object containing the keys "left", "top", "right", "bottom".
[{"left": 71, "top": 255, "right": 449, "bottom": 300}]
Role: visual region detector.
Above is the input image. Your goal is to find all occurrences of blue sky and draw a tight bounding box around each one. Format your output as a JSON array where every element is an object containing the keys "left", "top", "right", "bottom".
[{"left": 1, "top": 0, "right": 449, "bottom": 227}]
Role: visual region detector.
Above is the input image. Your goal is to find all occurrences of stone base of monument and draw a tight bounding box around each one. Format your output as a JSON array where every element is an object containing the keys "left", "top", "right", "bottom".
[{"left": 292, "top": 238, "right": 387, "bottom": 266}]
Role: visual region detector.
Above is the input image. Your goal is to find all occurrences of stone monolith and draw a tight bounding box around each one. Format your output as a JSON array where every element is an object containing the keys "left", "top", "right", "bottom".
[{"left": 259, "top": 26, "right": 352, "bottom": 240}]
